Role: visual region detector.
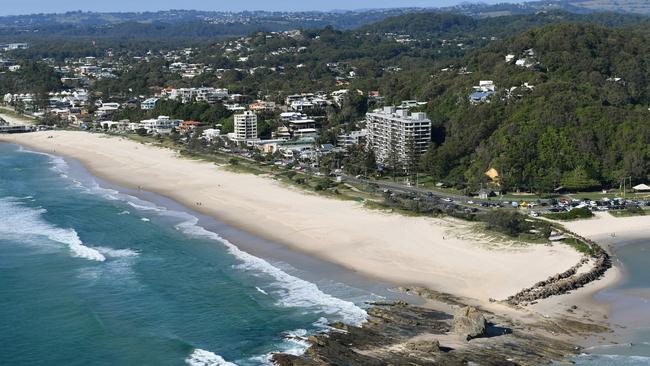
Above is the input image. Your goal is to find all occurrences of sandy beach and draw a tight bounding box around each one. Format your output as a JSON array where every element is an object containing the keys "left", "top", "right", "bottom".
[
  {"left": 0, "top": 131, "right": 596, "bottom": 304},
  {"left": 563, "top": 212, "right": 650, "bottom": 243}
]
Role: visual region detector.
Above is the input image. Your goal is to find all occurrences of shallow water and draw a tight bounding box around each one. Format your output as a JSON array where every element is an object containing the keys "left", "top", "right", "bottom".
[
  {"left": 0, "top": 142, "right": 384, "bottom": 365},
  {"left": 570, "top": 237, "right": 650, "bottom": 365}
]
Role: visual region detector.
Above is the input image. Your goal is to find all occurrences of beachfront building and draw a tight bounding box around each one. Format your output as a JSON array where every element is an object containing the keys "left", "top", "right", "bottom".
[
  {"left": 136, "top": 115, "right": 181, "bottom": 135},
  {"left": 232, "top": 111, "right": 258, "bottom": 142},
  {"left": 366, "top": 107, "right": 431, "bottom": 169},
  {"left": 201, "top": 128, "right": 221, "bottom": 143}
]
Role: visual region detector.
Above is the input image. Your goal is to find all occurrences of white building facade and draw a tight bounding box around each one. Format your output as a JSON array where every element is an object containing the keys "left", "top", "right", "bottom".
[
  {"left": 366, "top": 107, "right": 431, "bottom": 169},
  {"left": 233, "top": 111, "right": 258, "bottom": 141}
]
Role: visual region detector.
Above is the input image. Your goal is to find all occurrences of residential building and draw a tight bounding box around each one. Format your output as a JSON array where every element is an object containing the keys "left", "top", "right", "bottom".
[
  {"left": 178, "top": 121, "right": 202, "bottom": 134},
  {"left": 137, "top": 115, "right": 181, "bottom": 135},
  {"left": 366, "top": 107, "right": 431, "bottom": 169},
  {"left": 166, "top": 87, "right": 228, "bottom": 104},
  {"left": 201, "top": 128, "right": 221, "bottom": 142},
  {"left": 141, "top": 98, "right": 159, "bottom": 110},
  {"left": 233, "top": 111, "right": 258, "bottom": 141},
  {"left": 337, "top": 129, "right": 367, "bottom": 149}
]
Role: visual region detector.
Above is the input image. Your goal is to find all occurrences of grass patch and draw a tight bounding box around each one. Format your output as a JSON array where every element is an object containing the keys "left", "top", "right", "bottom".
[
  {"left": 0, "top": 107, "right": 35, "bottom": 123},
  {"left": 544, "top": 207, "right": 594, "bottom": 221},
  {"left": 560, "top": 237, "right": 595, "bottom": 255},
  {"left": 609, "top": 207, "right": 647, "bottom": 217}
]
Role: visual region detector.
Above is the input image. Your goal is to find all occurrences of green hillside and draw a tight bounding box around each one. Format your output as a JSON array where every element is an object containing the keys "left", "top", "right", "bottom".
[{"left": 397, "top": 23, "right": 650, "bottom": 192}]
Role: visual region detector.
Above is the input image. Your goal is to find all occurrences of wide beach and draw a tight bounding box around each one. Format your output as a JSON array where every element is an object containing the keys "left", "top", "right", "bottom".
[{"left": 0, "top": 130, "right": 588, "bottom": 305}]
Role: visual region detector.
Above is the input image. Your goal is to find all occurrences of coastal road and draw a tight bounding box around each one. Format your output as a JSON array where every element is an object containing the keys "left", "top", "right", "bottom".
[{"left": 339, "top": 174, "right": 503, "bottom": 211}]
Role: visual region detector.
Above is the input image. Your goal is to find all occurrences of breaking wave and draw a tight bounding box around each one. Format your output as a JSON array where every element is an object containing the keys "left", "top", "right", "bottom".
[
  {"left": 574, "top": 353, "right": 650, "bottom": 365},
  {"left": 185, "top": 349, "right": 237, "bottom": 366},
  {"left": 0, "top": 197, "right": 105, "bottom": 262},
  {"left": 175, "top": 215, "right": 367, "bottom": 326}
]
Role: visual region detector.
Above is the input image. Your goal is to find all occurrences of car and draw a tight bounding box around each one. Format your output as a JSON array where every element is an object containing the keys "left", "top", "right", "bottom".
[
  {"left": 530, "top": 211, "right": 540, "bottom": 217},
  {"left": 467, "top": 200, "right": 475, "bottom": 204},
  {"left": 442, "top": 197, "right": 453, "bottom": 203}
]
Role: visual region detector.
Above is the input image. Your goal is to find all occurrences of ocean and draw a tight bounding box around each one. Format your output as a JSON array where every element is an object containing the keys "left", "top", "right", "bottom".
[
  {"left": 0, "top": 142, "right": 383, "bottom": 365},
  {"left": 571, "top": 237, "right": 650, "bottom": 365},
  {"left": 3, "top": 141, "right": 650, "bottom": 366}
]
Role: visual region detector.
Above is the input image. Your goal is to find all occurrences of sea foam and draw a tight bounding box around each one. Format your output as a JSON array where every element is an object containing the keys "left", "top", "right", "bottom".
[
  {"left": 86, "top": 184, "right": 368, "bottom": 325},
  {"left": 185, "top": 349, "right": 237, "bottom": 366},
  {"left": 17, "top": 146, "right": 367, "bottom": 329},
  {"left": 575, "top": 353, "right": 650, "bottom": 365},
  {"left": 175, "top": 216, "right": 368, "bottom": 326},
  {"left": 0, "top": 197, "right": 105, "bottom": 262}
]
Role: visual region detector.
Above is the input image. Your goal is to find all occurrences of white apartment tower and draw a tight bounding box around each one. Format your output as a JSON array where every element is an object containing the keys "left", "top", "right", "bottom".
[
  {"left": 233, "top": 111, "right": 258, "bottom": 141},
  {"left": 366, "top": 107, "right": 431, "bottom": 169}
]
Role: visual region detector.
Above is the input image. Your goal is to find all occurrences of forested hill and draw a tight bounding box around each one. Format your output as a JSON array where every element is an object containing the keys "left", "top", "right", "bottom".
[
  {"left": 361, "top": 10, "right": 650, "bottom": 38},
  {"left": 405, "top": 24, "right": 650, "bottom": 192}
]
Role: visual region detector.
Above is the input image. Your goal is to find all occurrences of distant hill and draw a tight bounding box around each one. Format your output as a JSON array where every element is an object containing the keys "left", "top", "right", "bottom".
[
  {"left": 1, "top": 3, "right": 649, "bottom": 42},
  {"left": 443, "top": 0, "right": 650, "bottom": 17},
  {"left": 560, "top": 0, "right": 650, "bottom": 15},
  {"left": 361, "top": 10, "right": 650, "bottom": 40}
]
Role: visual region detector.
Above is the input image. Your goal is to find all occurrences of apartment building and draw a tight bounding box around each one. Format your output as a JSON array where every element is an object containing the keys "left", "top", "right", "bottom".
[
  {"left": 366, "top": 107, "right": 431, "bottom": 168},
  {"left": 233, "top": 111, "right": 258, "bottom": 141}
]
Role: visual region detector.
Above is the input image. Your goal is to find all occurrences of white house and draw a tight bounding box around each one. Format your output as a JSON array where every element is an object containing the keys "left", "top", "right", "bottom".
[
  {"left": 141, "top": 98, "right": 159, "bottom": 110},
  {"left": 201, "top": 128, "right": 221, "bottom": 142}
]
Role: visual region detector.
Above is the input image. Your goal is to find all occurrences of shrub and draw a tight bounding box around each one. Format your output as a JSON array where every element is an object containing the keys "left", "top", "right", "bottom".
[
  {"left": 544, "top": 207, "right": 593, "bottom": 221},
  {"left": 483, "top": 211, "right": 532, "bottom": 236}
]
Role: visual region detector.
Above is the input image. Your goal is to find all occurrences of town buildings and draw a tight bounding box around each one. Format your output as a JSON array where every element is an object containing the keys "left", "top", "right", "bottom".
[{"left": 366, "top": 107, "right": 431, "bottom": 169}]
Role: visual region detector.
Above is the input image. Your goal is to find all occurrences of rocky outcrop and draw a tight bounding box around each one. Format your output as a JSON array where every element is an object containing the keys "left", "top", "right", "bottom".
[
  {"left": 271, "top": 300, "right": 582, "bottom": 366},
  {"left": 271, "top": 230, "right": 613, "bottom": 365},
  {"left": 452, "top": 306, "right": 488, "bottom": 340}
]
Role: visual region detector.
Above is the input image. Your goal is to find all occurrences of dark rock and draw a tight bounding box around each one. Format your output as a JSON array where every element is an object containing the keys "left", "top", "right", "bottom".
[{"left": 407, "top": 339, "right": 441, "bottom": 353}]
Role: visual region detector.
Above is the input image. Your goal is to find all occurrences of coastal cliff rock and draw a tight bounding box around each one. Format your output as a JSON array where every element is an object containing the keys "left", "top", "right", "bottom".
[
  {"left": 452, "top": 306, "right": 487, "bottom": 340},
  {"left": 271, "top": 300, "right": 584, "bottom": 366},
  {"left": 271, "top": 232, "right": 612, "bottom": 365}
]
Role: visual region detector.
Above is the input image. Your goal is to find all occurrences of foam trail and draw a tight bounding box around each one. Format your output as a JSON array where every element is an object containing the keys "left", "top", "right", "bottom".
[
  {"left": 175, "top": 216, "right": 367, "bottom": 326},
  {"left": 185, "top": 349, "right": 237, "bottom": 366},
  {"left": 256, "top": 287, "right": 269, "bottom": 295},
  {"left": 0, "top": 197, "right": 105, "bottom": 262},
  {"left": 95, "top": 247, "right": 139, "bottom": 258},
  {"left": 575, "top": 353, "right": 650, "bottom": 364},
  {"left": 17, "top": 146, "right": 367, "bottom": 324},
  {"left": 16, "top": 146, "right": 69, "bottom": 176}
]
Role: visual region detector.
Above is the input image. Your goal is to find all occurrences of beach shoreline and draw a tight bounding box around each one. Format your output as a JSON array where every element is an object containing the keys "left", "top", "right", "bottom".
[{"left": 1, "top": 130, "right": 642, "bottom": 337}]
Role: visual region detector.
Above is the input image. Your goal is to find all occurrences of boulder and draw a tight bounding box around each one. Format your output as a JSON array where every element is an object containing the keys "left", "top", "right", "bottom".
[
  {"left": 452, "top": 306, "right": 487, "bottom": 340},
  {"left": 407, "top": 339, "right": 441, "bottom": 353}
]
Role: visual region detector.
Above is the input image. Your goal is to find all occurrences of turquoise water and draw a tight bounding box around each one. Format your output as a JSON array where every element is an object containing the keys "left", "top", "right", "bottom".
[
  {"left": 0, "top": 143, "right": 373, "bottom": 365},
  {"left": 570, "top": 238, "right": 650, "bottom": 365}
]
